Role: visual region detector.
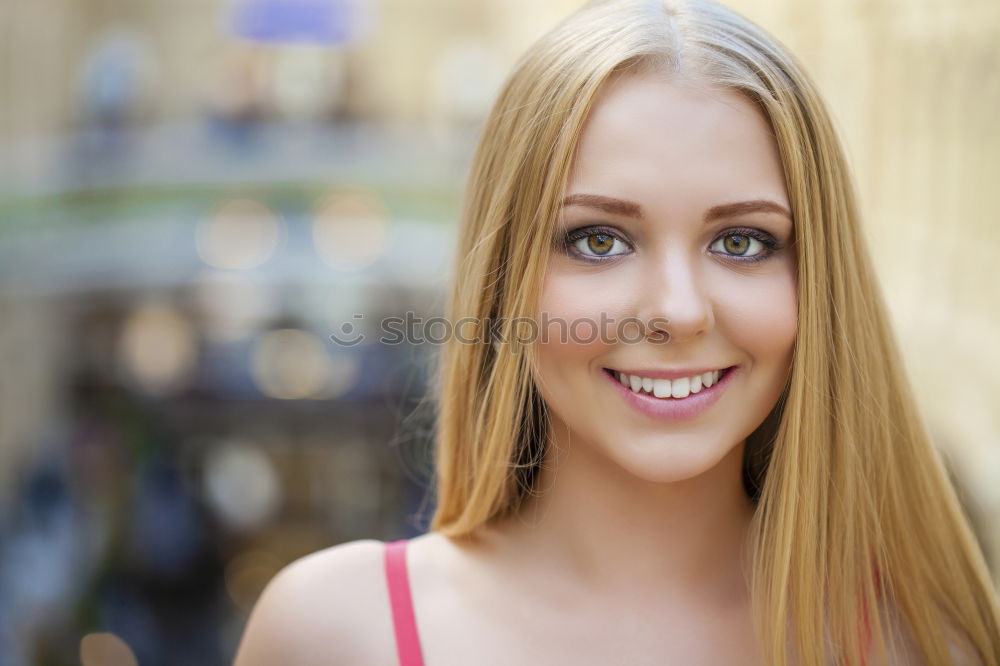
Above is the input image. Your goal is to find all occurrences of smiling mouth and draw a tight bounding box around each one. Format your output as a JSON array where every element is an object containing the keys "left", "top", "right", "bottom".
[{"left": 602, "top": 366, "right": 737, "bottom": 400}]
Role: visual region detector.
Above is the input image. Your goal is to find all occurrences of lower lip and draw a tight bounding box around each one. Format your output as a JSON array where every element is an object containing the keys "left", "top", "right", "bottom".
[{"left": 603, "top": 365, "right": 739, "bottom": 422}]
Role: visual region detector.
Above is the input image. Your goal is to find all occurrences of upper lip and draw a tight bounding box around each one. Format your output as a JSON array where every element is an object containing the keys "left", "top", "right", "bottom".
[{"left": 605, "top": 365, "right": 735, "bottom": 381}]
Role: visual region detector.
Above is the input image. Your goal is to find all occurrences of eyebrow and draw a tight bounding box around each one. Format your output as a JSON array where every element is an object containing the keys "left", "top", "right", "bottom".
[{"left": 559, "top": 193, "right": 792, "bottom": 223}]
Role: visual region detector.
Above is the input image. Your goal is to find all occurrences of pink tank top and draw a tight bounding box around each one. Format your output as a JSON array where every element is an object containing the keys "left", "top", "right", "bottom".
[{"left": 383, "top": 538, "right": 877, "bottom": 666}]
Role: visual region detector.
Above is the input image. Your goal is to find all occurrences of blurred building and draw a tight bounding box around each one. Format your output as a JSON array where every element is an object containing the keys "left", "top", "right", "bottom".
[{"left": 0, "top": 1, "right": 582, "bottom": 663}]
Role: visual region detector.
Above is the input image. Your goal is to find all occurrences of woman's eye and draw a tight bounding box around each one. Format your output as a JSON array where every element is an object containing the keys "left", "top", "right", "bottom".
[
  {"left": 709, "top": 230, "right": 778, "bottom": 261},
  {"left": 565, "top": 228, "right": 631, "bottom": 259},
  {"left": 560, "top": 226, "right": 780, "bottom": 263}
]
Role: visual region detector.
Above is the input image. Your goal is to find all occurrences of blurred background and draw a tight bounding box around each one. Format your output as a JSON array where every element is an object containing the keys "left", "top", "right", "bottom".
[{"left": 0, "top": 0, "right": 997, "bottom": 664}]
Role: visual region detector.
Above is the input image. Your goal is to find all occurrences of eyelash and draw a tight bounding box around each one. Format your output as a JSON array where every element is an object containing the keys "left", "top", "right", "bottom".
[{"left": 559, "top": 225, "right": 783, "bottom": 264}]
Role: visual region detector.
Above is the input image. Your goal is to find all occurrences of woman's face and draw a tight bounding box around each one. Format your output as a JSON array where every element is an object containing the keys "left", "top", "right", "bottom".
[{"left": 532, "top": 72, "right": 797, "bottom": 483}]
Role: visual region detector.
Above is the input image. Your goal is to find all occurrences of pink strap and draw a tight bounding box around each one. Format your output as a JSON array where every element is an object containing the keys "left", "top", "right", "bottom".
[
  {"left": 858, "top": 566, "right": 882, "bottom": 666},
  {"left": 384, "top": 539, "right": 425, "bottom": 666}
]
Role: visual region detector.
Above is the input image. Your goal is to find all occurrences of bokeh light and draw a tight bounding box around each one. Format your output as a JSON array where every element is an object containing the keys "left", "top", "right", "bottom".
[
  {"left": 203, "top": 441, "right": 282, "bottom": 531},
  {"left": 311, "top": 187, "right": 389, "bottom": 271},
  {"left": 116, "top": 302, "right": 197, "bottom": 394},
  {"left": 196, "top": 198, "right": 283, "bottom": 271},
  {"left": 251, "top": 327, "right": 345, "bottom": 399},
  {"left": 270, "top": 46, "right": 344, "bottom": 121},
  {"left": 190, "top": 269, "right": 278, "bottom": 342}
]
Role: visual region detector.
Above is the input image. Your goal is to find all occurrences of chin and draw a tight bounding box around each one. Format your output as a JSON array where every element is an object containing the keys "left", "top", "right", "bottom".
[{"left": 598, "top": 430, "right": 744, "bottom": 485}]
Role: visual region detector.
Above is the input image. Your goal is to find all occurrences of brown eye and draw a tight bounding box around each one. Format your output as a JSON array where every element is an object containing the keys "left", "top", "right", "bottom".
[
  {"left": 564, "top": 227, "right": 630, "bottom": 260},
  {"left": 587, "top": 233, "right": 615, "bottom": 255},
  {"left": 709, "top": 229, "right": 775, "bottom": 262},
  {"left": 723, "top": 234, "right": 750, "bottom": 255}
]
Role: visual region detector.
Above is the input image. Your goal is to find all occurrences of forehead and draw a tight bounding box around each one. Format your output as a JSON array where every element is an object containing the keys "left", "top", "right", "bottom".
[{"left": 568, "top": 72, "right": 788, "bottom": 214}]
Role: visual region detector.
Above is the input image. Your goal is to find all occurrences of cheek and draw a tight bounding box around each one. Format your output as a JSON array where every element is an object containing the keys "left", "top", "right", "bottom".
[
  {"left": 536, "top": 266, "right": 635, "bottom": 350},
  {"left": 715, "top": 268, "right": 797, "bottom": 364},
  {"left": 538, "top": 266, "right": 628, "bottom": 318},
  {"left": 532, "top": 266, "right": 633, "bottom": 395}
]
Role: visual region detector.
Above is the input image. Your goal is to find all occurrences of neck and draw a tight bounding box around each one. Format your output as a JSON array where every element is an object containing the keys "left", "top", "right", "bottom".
[{"left": 482, "top": 422, "right": 758, "bottom": 610}]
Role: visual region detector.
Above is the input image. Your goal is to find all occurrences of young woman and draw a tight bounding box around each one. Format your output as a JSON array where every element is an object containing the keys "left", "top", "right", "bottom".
[{"left": 234, "top": 0, "right": 1000, "bottom": 664}]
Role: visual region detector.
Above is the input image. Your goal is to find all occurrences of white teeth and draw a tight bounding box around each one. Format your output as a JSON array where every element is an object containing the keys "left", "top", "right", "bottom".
[
  {"left": 615, "top": 368, "right": 727, "bottom": 399},
  {"left": 690, "top": 374, "right": 702, "bottom": 393}
]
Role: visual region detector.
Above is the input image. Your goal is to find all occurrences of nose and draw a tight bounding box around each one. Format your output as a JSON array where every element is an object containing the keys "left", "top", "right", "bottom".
[{"left": 636, "top": 254, "right": 714, "bottom": 344}]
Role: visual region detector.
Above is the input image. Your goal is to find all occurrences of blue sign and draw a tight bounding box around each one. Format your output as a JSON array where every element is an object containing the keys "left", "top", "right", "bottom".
[{"left": 229, "top": 0, "right": 361, "bottom": 45}]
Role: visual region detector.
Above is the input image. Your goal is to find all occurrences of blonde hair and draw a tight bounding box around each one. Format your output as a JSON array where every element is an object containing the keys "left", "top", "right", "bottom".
[{"left": 427, "top": 0, "right": 1000, "bottom": 664}]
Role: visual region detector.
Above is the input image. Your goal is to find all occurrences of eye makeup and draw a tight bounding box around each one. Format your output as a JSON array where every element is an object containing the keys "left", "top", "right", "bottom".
[
  {"left": 554, "top": 223, "right": 786, "bottom": 264},
  {"left": 559, "top": 224, "right": 632, "bottom": 263},
  {"left": 707, "top": 226, "right": 784, "bottom": 264}
]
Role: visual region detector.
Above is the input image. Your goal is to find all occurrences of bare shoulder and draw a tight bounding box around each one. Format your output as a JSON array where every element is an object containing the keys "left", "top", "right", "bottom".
[{"left": 232, "top": 539, "right": 395, "bottom": 666}]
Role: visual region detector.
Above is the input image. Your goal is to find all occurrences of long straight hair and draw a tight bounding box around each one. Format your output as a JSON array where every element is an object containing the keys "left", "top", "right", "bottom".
[{"left": 426, "top": 1, "right": 1000, "bottom": 663}]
